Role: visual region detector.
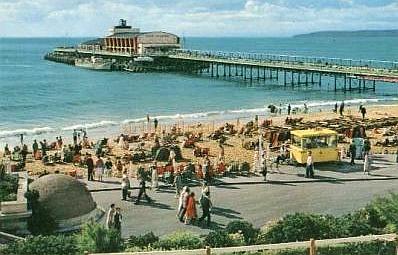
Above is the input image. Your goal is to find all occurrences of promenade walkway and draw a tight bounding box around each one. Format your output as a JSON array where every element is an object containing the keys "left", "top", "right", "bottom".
[{"left": 84, "top": 154, "right": 398, "bottom": 237}]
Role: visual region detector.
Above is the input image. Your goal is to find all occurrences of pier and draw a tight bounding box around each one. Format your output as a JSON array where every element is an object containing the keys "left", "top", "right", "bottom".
[
  {"left": 168, "top": 49, "right": 398, "bottom": 92},
  {"left": 46, "top": 47, "right": 398, "bottom": 92}
]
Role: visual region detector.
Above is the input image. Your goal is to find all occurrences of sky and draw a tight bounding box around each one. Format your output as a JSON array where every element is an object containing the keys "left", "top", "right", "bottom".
[{"left": 0, "top": 0, "right": 398, "bottom": 37}]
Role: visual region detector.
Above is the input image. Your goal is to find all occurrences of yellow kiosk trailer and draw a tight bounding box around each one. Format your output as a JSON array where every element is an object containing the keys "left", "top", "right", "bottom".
[{"left": 290, "top": 128, "right": 339, "bottom": 164}]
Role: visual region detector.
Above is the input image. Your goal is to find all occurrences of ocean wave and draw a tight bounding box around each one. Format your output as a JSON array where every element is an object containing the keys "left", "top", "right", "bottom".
[
  {"left": 0, "top": 127, "right": 54, "bottom": 138},
  {"left": 62, "top": 120, "right": 119, "bottom": 131},
  {"left": 1, "top": 97, "right": 398, "bottom": 140},
  {"left": 228, "top": 108, "right": 267, "bottom": 114},
  {"left": 289, "top": 97, "right": 398, "bottom": 109}
]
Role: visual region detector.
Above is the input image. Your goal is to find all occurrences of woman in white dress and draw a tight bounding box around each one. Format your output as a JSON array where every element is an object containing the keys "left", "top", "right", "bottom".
[{"left": 151, "top": 162, "right": 159, "bottom": 190}]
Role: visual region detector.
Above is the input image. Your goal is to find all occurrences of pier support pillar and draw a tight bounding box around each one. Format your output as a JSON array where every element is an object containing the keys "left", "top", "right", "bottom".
[
  {"left": 291, "top": 71, "right": 294, "bottom": 87},
  {"left": 305, "top": 72, "right": 308, "bottom": 87},
  {"left": 373, "top": 80, "right": 376, "bottom": 91},
  {"left": 257, "top": 67, "right": 260, "bottom": 80},
  {"left": 298, "top": 72, "right": 301, "bottom": 85},
  {"left": 284, "top": 70, "right": 287, "bottom": 86},
  {"left": 349, "top": 77, "right": 352, "bottom": 91},
  {"left": 318, "top": 73, "right": 322, "bottom": 87},
  {"left": 334, "top": 75, "right": 337, "bottom": 92},
  {"left": 344, "top": 74, "right": 347, "bottom": 93}
]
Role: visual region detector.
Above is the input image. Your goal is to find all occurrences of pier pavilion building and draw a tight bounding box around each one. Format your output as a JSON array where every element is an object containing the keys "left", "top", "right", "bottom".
[{"left": 79, "top": 19, "right": 180, "bottom": 54}]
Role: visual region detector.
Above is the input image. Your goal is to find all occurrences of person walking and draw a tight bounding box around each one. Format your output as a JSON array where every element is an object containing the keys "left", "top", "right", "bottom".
[
  {"left": 184, "top": 192, "right": 197, "bottom": 225},
  {"left": 305, "top": 151, "right": 314, "bottom": 178},
  {"left": 198, "top": 191, "right": 212, "bottom": 227},
  {"left": 151, "top": 162, "right": 159, "bottom": 191},
  {"left": 261, "top": 153, "right": 267, "bottom": 181},
  {"left": 349, "top": 142, "right": 356, "bottom": 165},
  {"left": 105, "top": 158, "right": 113, "bottom": 177},
  {"left": 178, "top": 186, "right": 190, "bottom": 222},
  {"left": 360, "top": 106, "right": 367, "bottom": 120},
  {"left": 113, "top": 207, "right": 122, "bottom": 234},
  {"left": 86, "top": 153, "right": 94, "bottom": 181},
  {"left": 174, "top": 172, "right": 183, "bottom": 198},
  {"left": 334, "top": 103, "right": 338, "bottom": 113},
  {"left": 339, "top": 101, "right": 345, "bottom": 116},
  {"left": 95, "top": 156, "right": 104, "bottom": 182},
  {"left": 73, "top": 129, "right": 78, "bottom": 145},
  {"left": 154, "top": 118, "right": 159, "bottom": 131},
  {"left": 363, "top": 153, "right": 371, "bottom": 175},
  {"left": 363, "top": 139, "right": 371, "bottom": 156},
  {"left": 287, "top": 104, "right": 291, "bottom": 115},
  {"left": 121, "top": 172, "right": 130, "bottom": 200},
  {"left": 32, "top": 140, "right": 39, "bottom": 158},
  {"left": 106, "top": 204, "right": 116, "bottom": 229},
  {"left": 135, "top": 179, "right": 152, "bottom": 204}
]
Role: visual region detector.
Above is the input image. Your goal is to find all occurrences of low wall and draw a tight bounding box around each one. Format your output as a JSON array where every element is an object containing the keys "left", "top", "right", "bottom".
[{"left": 0, "top": 172, "right": 32, "bottom": 235}]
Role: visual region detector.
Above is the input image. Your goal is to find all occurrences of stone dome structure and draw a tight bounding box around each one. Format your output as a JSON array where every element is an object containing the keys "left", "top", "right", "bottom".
[{"left": 29, "top": 174, "right": 99, "bottom": 226}]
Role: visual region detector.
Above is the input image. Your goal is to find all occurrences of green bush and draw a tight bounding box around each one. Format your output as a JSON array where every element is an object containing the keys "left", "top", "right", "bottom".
[
  {"left": 0, "top": 235, "right": 78, "bottom": 255},
  {"left": 226, "top": 220, "right": 260, "bottom": 244},
  {"left": 25, "top": 190, "right": 57, "bottom": 235},
  {"left": 152, "top": 231, "right": 203, "bottom": 250},
  {"left": 205, "top": 230, "right": 236, "bottom": 248},
  {"left": 365, "top": 193, "right": 398, "bottom": 231},
  {"left": 77, "top": 222, "right": 124, "bottom": 253},
  {"left": 126, "top": 231, "right": 159, "bottom": 249},
  {"left": 0, "top": 173, "right": 18, "bottom": 202}
]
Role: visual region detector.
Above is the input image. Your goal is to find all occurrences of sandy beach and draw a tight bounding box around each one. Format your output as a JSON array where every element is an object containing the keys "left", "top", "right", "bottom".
[{"left": 1, "top": 103, "right": 397, "bottom": 179}]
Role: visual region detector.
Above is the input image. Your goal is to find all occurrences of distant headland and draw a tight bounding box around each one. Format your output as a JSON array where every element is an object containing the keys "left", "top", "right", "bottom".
[{"left": 294, "top": 29, "right": 398, "bottom": 38}]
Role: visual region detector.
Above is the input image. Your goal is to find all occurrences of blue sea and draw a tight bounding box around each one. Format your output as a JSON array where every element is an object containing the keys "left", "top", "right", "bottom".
[{"left": 1, "top": 36, "right": 398, "bottom": 146}]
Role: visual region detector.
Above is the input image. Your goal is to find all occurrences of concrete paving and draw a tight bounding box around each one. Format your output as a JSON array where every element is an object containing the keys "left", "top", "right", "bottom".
[{"left": 86, "top": 154, "right": 398, "bottom": 238}]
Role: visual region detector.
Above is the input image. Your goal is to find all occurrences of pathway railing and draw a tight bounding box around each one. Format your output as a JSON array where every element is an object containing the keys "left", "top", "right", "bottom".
[{"left": 88, "top": 233, "right": 398, "bottom": 255}]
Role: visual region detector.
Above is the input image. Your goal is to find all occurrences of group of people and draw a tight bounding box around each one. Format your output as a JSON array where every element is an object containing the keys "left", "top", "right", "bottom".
[
  {"left": 177, "top": 183, "right": 212, "bottom": 226},
  {"left": 85, "top": 153, "right": 113, "bottom": 181},
  {"left": 106, "top": 204, "right": 123, "bottom": 233},
  {"left": 333, "top": 101, "right": 367, "bottom": 119}
]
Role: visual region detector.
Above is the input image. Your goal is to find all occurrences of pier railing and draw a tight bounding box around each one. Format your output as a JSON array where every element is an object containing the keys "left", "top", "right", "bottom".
[{"left": 173, "top": 49, "right": 398, "bottom": 70}]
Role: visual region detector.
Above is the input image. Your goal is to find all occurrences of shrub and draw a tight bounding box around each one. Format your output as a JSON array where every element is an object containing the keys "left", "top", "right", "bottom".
[
  {"left": 25, "top": 190, "right": 57, "bottom": 235},
  {"left": 0, "top": 235, "right": 78, "bottom": 255},
  {"left": 365, "top": 193, "right": 398, "bottom": 231},
  {"left": 263, "top": 213, "right": 343, "bottom": 244},
  {"left": 152, "top": 231, "right": 203, "bottom": 250},
  {"left": 0, "top": 173, "right": 18, "bottom": 202},
  {"left": 126, "top": 232, "right": 159, "bottom": 249},
  {"left": 205, "top": 230, "right": 236, "bottom": 248},
  {"left": 226, "top": 220, "right": 260, "bottom": 244},
  {"left": 77, "top": 222, "right": 124, "bottom": 253}
]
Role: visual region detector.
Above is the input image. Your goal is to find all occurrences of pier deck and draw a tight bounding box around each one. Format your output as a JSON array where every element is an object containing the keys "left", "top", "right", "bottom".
[
  {"left": 169, "top": 50, "right": 398, "bottom": 82},
  {"left": 48, "top": 47, "right": 398, "bottom": 91}
]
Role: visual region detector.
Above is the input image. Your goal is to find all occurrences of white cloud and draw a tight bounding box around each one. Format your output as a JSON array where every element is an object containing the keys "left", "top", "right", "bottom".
[{"left": 0, "top": 0, "right": 397, "bottom": 37}]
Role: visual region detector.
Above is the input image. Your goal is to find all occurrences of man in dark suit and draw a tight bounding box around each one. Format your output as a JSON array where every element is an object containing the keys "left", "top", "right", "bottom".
[
  {"left": 135, "top": 179, "right": 152, "bottom": 204},
  {"left": 85, "top": 153, "right": 94, "bottom": 181}
]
